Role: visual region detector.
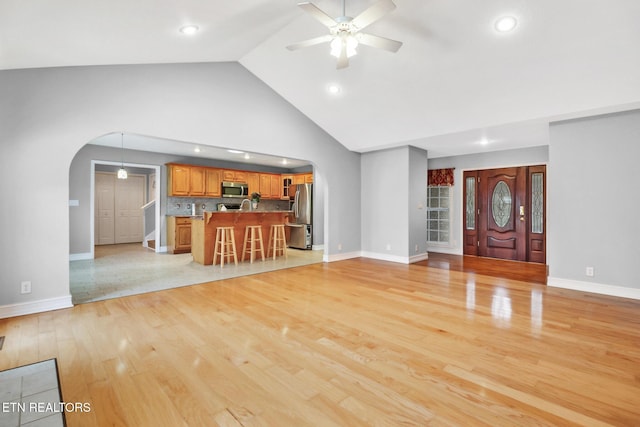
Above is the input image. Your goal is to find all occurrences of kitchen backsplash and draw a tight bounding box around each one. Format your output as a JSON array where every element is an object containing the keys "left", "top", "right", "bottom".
[{"left": 166, "top": 197, "right": 290, "bottom": 216}]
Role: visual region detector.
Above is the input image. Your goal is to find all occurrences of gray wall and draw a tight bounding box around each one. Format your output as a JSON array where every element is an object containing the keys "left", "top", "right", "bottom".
[
  {"left": 427, "top": 146, "right": 549, "bottom": 255},
  {"left": 361, "top": 146, "right": 429, "bottom": 262},
  {"left": 548, "top": 109, "right": 640, "bottom": 290},
  {"left": 0, "top": 62, "right": 359, "bottom": 307}
]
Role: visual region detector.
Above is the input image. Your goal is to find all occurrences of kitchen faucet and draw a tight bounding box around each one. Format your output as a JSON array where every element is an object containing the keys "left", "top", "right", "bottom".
[{"left": 240, "top": 199, "right": 252, "bottom": 211}]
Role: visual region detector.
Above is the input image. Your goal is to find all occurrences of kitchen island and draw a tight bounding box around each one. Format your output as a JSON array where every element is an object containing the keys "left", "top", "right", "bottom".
[{"left": 191, "top": 211, "right": 292, "bottom": 265}]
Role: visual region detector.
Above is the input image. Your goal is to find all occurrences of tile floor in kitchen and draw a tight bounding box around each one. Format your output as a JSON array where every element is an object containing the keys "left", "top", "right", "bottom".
[{"left": 70, "top": 243, "right": 323, "bottom": 304}]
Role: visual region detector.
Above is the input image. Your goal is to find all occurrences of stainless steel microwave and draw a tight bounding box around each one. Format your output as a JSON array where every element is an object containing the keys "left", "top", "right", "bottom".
[{"left": 221, "top": 181, "right": 248, "bottom": 198}]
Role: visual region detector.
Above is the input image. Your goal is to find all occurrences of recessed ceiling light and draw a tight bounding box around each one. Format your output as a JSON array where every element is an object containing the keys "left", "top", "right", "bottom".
[
  {"left": 179, "top": 25, "right": 199, "bottom": 35},
  {"left": 227, "top": 149, "right": 244, "bottom": 154},
  {"left": 282, "top": 158, "right": 288, "bottom": 165},
  {"left": 495, "top": 16, "right": 517, "bottom": 32},
  {"left": 479, "top": 138, "right": 490, "bottom": 146},
  {"left": 243, "top": 153, "right": 251, "bottom": 160},
  {"left": 327, "top": 84, "right": 342, "bottom": 95},
  {"left": 194, "top": 147, "right": 201, "bottom": 153}
]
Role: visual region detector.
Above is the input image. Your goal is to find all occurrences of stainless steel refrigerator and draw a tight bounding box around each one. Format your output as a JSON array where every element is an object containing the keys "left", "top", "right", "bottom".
[{"left": 287, "top": 183, "right": 312, "bottom": 249}]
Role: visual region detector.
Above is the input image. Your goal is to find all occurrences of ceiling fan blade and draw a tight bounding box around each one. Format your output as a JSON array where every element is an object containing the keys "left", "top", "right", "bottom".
[
  {"left": 336, "top": 45, "right": 349, "bottom": 69},
  {"left": 286, "top": 34, "right": 333, "bottom": 51},
  {"left": 357, "top": 32, "right": 403, "bottom": 52},
  {"left": 351, "top": 0, "right": 397, "bottom": 30},
  {"left": 298, "top": 2, "right": 337, "bottom": 28}
]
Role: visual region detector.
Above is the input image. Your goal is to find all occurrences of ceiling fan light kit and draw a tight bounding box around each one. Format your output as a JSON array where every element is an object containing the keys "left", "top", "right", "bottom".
[{"left": 287, "top": 0, "right": 403, "bottom": 69}]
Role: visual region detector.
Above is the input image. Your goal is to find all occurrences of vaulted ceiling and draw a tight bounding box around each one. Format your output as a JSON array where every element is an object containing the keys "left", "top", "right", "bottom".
[{"left": 2, "top": 0, "right": 639, "bottom": 158}]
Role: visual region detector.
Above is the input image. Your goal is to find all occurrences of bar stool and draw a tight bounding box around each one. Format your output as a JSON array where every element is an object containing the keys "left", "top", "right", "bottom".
[
  {"left": 242, "top": 225, "right": 265, "bottom": 263},
  {"left": 213, "top": 226, "right": 237, "bottom": 268},
  {"left": 267, "top": 224, "right": 287, "bottom": 260}
]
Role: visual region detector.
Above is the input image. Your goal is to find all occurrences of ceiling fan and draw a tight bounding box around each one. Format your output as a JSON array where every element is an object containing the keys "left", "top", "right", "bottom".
[{"left": 286, "top": 0, "right": 403, "bottom": 69}]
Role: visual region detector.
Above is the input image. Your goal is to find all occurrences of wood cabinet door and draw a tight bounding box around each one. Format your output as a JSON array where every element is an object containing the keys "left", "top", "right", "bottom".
[
  {"left": 281, "top": 175, "right": 293, "bottom": 200},
  {"left": 293, "top": 174, "right": 305, "bottom": 185},
  {"left": 234, "top": 171, "right": 247, "bottom": 182},
  {"left": 259, "top": 174, "right": 271, "bottom": 198},
  {"left": 270, "top": 175, "right": 281, "bottom": 199},
  {"left": 169, "top": 165, "right": 190, "bottom": 196},
  {"left": 205, "top": 169, "right": 221, "bottom": 197},
  {"left": 222, "top": 170, "right": 235, "bottom": 181},
  {"left": 247, "top": 172, "right": 260, "bottom": 197},
  {"left": 190, "top": 167, "right": 206, "bottom": 196},
  {"left": 304, "top": 173, "right": 313, "bottom": 183},
  {"left": 176, "top": 224, "right": 191, "bottom": 250}
]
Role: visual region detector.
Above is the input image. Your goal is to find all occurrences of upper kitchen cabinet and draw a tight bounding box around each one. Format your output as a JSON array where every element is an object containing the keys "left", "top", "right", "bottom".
[
  {"left": 292, "top": 173, "right": 313, "bottom": 186},
  {"left": 204, "top": 168, "right": 221, "bottom": 197},
  {"left": 257, "top": 173, "right": 282, "bottom": 199},
  {"left": 168, "top": 163, "right": 221, "bottom": 197},
  {"left": 259, "top": 174, "right": 271, "bottom": 198},
  {"left": 167, "top": 164, "right": 191, "bottom": 196},
  {"left": 190, "top": 167, "right": 206, "bottom": 196},
  {"left": 281, "top": 175, "right": 293, "bottom": 200},
  {"left": 270, "top": 175, "right": 281, "bottom": 199},
  {"left": 247, "top": 172, "right": 260, "bottom": 197},
  {"left": 222, "top": 170, "right": 247, "bottom": 182}
]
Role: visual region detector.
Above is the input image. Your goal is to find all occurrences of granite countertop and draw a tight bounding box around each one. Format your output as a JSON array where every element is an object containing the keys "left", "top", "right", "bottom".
[{"left": 168, "top": 211, "right": 292, "bottom": 219}]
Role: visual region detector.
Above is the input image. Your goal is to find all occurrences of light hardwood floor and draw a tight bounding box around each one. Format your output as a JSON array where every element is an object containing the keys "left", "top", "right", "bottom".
[{"left": 2, "top": 258, "right": 639, "bottom": 426}]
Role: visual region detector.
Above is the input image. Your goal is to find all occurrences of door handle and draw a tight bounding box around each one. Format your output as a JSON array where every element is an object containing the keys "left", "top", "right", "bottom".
[{"left": 519, "top": 205, "right": 525, "bottom": 221}]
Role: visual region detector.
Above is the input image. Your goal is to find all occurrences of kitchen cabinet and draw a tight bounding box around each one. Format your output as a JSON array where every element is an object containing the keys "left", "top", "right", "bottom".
[
  {"left": 259, "top": 174, "right": 272, "bottom": 198},
  {"left": 168, "top": 164, "right": 191, "bottom": 196},
  {"left": 190, "top": 167, "right": 206, "bottom": 196},
  {"left": 247, "top": 172, "right": 260, "bottom": 197},
  {"left": 222, "top": 170, "right": 247, "bottom": 182},
  {"left": 167, "top": 216, "right": 192, "bottom": 254},
  {"left": 204, "top": 168, "right": 221, "bottom": 197},
  {"left": 281, "top": 175, "right": 293, "bottom": 200},
  {"left": 304, "top": 173, "right": 313, "bottom": 183},
  {"left": 293, "top": 174, "right": 305, "bottom": 185},
  {"left": 270, "top": 174, "right": 281, "bottom": 199},
  {"left": 258, "top": 174, "right": 282, "bottom": 199}
]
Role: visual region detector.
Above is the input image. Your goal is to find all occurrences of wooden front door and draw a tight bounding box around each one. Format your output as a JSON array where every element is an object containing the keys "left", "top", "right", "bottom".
[{"left": 463, "top": 165, "right": 546, "bottom": 263}]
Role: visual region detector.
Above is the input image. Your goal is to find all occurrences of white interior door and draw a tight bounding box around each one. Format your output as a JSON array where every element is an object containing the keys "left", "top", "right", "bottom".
[
  {"left": 115, "top": 174, "right": 145, "bottom": 244},
  {"left": 95, "top": 172, "right": 115, "bottom": 245}
]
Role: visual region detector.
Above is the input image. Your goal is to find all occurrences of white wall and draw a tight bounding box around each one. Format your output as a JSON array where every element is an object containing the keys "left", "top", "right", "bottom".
[
  {"left": 427, "top": 146, "right": 549, "bottom": 255},
  {"left": 361, "top": 146, "right": 429, "bottom": 263},
  {"left": 548, "top": 109, "right": 640, "bottom": 297},
  {"left": 0, "top": 62, "right": 360, "bottom": 314}
]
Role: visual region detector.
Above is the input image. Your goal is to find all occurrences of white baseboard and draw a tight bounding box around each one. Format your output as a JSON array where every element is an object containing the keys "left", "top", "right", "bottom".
[
  {"left": 409, "top": 253, "right": 429, "bottom": 263},
  {"left": 323, "top": 251, "right": 429, "bottom": 264},
  {"left": 426, "top": 246, "right": 462, "bottom": 255},
  {"left": 548, "top": 277, "right": 640, "bottom": 300},
  {"left": 0, "top": 295, "right": 74, "bottom": 319},
  {"left": 69, "top": 252, "right": 92, "bottom": 261},
  {"left": 361, "top": 251, "right": 429, "bottom": 264},
  {"left": 324, "top": 251, "right": 361, "bottom": 262}
]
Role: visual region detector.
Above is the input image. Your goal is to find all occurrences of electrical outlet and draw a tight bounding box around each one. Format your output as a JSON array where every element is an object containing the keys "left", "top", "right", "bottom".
[
  {"left": 585, "top": 267, "right": 594, "bottom": 277},
  {"left": 415, "top": 244, "right": 419, "bottom": 253},
  {"left": 386, "top": 244, "right": 392, "bottom": 251},
  {"left": 338, "top": 243, "right": 342, "bottom": 251},
  {"left": 20, "top": 281, "right": 31, "bottom": 294}
]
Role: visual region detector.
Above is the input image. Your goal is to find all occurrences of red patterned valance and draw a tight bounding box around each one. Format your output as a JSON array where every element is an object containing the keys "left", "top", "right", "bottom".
[{"left": 428, "top": 168, "right": 455, "bottom": 186}]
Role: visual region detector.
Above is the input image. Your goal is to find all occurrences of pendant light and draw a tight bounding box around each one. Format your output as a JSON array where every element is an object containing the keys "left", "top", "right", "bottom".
[{"left": 117, "top": 132, "right": 128, "bottom": 180}]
